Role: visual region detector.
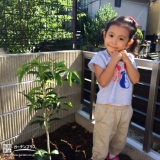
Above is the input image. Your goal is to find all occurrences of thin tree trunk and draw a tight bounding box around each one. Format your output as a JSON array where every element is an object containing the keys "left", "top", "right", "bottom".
[{"left": 46, "top": 127, "right": 51, "bottom": 160}]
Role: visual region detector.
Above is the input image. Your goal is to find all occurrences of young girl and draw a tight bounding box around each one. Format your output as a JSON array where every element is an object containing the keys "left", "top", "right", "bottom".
[{"left": 88, "top": 16, "right": 140, "bottom": 160}]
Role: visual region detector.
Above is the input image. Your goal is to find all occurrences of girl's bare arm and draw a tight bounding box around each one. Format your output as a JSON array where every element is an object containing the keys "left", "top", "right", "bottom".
[
  {"left": 125, "top": 59, "right": 140, "bottom": 84},
  {"left": 94, "top": 59, "right": 118, "bottom": 87},
  {"left": 121, "top": 50, "right": 140, "bottom": 84}
]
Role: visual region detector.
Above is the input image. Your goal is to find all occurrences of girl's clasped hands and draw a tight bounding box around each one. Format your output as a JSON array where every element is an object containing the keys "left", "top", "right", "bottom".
[{"left": 109, "top": 49, "right": 130, "bottom": 64}]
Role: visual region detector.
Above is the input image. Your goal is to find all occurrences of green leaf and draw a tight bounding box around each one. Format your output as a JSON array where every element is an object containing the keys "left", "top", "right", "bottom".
[
  {"left": 51, "top": 150, "right": 59, "bottom": 154},
  {"left": 34, "top": 92, "right": 43, "bottom": 95},
  {"left": 42, "top": 66, "right": 51, "bottom": 72},
  {"left": 49, "top": 113, "right": 54, "bottom": 117},
  {"left": 46, "top": 87, "right": 55, "bottom": 91},
  {"left": 43, "top": 154, "right": 50, "bottom": 160},
  {"left": 46, "top": 94, "right": 57, "bottom": 99},
  {"left": 46, "top": 80, "right": 54, "bottom": 83},
  {"left": 41, "top": 61, "right": 52, "bottom": 66},
  {"left": 34, "top": 154, "right": 43, "bottom": 160},
  {"left": 28, "top": 105, "right": 34, "bottom": 114},
  {"left": 39, "top": 121, "right": 44, "bottom": 126},
  {"left": 67, "top": 71, "right": 72, "bottom": 86},
  {"left": 54, "top": 61, "right": 66, "bottom": 69},
  {"left": 33, "top": 86, "right": 42, "bottom": 91},
  {"left": 57, "top": 102, "right": 61, "bottom": 107},
  {"left": 30, "top": 120, "right": 44, "bottom": 126},
  {"left": 52, "top": 71, "right": 56, "bottom": 78},
  {"left": 55, "top": 73, "right": 62, "bottom": 86},
  {"left": 72, "top": 70, "right": 82, "bottom": 85},
  {"left": 48, "top": 118, "right": 61, "bottom": 122},
  {"left": 35, "top": 149, "right": 48, "bottom": 157},
  {"left": 44, "top": 71, "right": 53, "bottom": 79},
  {"left": 33, "top": 79, "right": 41, "bottom": 83},
  {"left": 52, "top": 103, "right": 58, "bottom": 110},
  {"left": 47, "top": 91, "right": 57, "bottom": 95},
  {"left": 20, "top": 91, "right": 35, "bottom": 103},
  {"left": 16, "top": 65, "right": 27, "bottom": 82},
  {"left": 63, "top": 102, "right": 72, "bottom": 108},
  {"left": 57, "top": 67, "right": 67, "bottom": 73},
  {"left": 37, "top": 97, "right": 44, "bottom": 105},
  {"left": 32, "top": 57, "right": 40, "bottom": 65},
  {"left": 27, "top": 70, "right": 39, "bottom": 75}
]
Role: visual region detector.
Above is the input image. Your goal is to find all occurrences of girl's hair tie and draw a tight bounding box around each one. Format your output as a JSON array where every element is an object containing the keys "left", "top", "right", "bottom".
[
  {"left": 129, "top": 17, "right": 137, "bottom": 25},
  {"left": 124, "top": 16, "right": 138, "bottom": 25}
]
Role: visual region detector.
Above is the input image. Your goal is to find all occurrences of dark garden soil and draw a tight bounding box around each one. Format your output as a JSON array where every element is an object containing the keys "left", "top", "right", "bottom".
[{"left": 0, "top": 122, "right": 132, "bottom": 160}]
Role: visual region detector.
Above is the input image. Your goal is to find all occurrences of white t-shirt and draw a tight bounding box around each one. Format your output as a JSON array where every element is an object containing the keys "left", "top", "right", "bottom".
[{"left": 88, "top": 50, "right": 137, "bottom": 106}]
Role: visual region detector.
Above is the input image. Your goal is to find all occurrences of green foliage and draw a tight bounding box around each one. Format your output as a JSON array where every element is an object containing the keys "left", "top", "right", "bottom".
[
  {"left": 17, "top": 55, "right": 82, "bottom": 127},
  {"left": 17, "top": 56, "right": 82, "bottom": 159},
  {"left": 84, "top": 3, "right": 117, "bottom": 47},
  {"left": 0, "top": 0, "right": 85, "bottom": 53},
  {"left": 35, "top": 149, "right": 59, "bottom": 160},
  {"left": 136, "top": 28, "right": 143, "bottom": 42}
]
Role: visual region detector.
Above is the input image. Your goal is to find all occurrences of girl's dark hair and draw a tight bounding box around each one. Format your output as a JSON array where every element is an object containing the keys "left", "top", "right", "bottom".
[{"left": 102, "top": 16, "right": 140, "bottom": 55}]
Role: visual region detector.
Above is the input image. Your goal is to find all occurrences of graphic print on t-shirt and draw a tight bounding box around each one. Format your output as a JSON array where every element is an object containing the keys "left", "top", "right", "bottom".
[
  {"left": 112, "top": 64, "right": 130, "bottom": 89},
  {"left": 112, "top": 65, "right": 121, "bottom": 82}
]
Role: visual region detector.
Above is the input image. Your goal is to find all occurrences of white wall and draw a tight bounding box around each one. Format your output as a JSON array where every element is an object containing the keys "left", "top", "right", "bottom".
[
  {"left": 146, "top": 1, "right": 160, "bottom": 35},
  {"left": 88, "top": 0, "right": 149, "bottom": 32},
  {"left": 88, "top": 0, "right": 100, "bottom": 18}
]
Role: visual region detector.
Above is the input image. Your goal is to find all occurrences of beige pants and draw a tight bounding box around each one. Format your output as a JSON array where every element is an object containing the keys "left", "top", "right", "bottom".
[{"left": 92, "top": 104, "right": 133, "bottom": 160}]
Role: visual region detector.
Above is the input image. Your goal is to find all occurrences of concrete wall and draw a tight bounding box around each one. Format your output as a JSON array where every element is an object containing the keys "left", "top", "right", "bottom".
[
  {"left": 146, "top": 0, "right": 160, "bottom": 36},
  {"left": 88, "top": 0, "right": 149, "bottom": 34},
  {"left": 0, "top": 50, "right": 82, "bottom": 150}
]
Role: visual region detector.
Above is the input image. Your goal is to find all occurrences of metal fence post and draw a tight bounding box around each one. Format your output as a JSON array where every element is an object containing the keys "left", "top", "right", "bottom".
[
  {"left": 73, "top": 0, "right": 77, "bottom": 49},
  {"left": 81, "top": 51, "right": 85, "bottom": 104},
  {"left": 82, "top": 51, "right": 96, "bottom": 120},
  {"left": 143, "top": 61, "right": 160, "bottom": 152},
  {"left": 90, "top": 71, "right": 96, "bottom": 120}
]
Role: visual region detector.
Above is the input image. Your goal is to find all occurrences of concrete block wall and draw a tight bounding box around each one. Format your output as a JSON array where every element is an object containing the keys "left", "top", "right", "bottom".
[{"left": 0, "top": 50, "right": 82, "bottom": 150}]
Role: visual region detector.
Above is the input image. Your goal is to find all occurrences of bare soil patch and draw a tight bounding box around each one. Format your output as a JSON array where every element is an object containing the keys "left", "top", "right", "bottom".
[{"left": 0, "top": 122, "right": 133, "bottom": 160}]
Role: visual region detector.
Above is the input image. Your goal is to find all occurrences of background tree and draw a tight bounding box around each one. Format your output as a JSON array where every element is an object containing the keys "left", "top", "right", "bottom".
[
  {"left": 0, "top": 0, "right": 85, "bottom": 53},
  {"left": 84, "top": 3, "right": 118, "bottom": 48}
]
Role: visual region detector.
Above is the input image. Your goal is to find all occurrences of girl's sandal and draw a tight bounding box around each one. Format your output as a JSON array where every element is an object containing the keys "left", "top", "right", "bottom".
[{"left": 106, "top": 153, "right": 120, "bottom": 160}]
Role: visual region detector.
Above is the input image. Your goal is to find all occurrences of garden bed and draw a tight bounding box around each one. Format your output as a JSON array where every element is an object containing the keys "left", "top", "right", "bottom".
[{"left": 0, "top": 122, "right": 132, "bottom": 160}]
